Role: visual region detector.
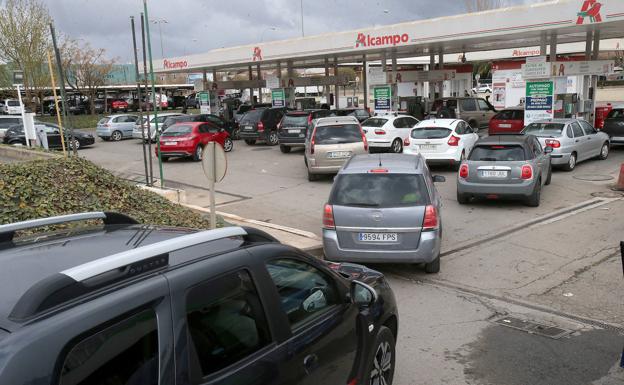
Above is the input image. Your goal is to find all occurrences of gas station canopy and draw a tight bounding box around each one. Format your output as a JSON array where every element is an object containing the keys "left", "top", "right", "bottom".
[{"left": 153, "top": 0, "right": 624, "bottom": 74}]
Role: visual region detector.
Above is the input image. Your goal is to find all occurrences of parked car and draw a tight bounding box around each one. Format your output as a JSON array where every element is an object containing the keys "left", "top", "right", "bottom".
[
  {"left": 602, "top": 106, "right": 624, "bottom": 145},
  {"left": 0, "top": 116, "right": 23, "bottom": 138},
  {"left": 3, "top": 122, "right": 95, "bottom": 150},
  {"left": 162, "top": 114, "right": 239, "bottom": 139},
  {"left": 234, "top": 103, "right": 271, "bottom": 124},
  {"left": 323, "top": 153, "right": 445, "bottom": 273},
  {"left": 96, "top": 114, "right": 139, "bottom": 141},
  {"left": 132, "top": 112, "right": 185, "bottom": 142},
  {"left": 304, "top": 116, "right": 368, "bottom": 181},
  {"left": 185, "top": 93, "right": 200, "bottom": 109},
  {"left": 404, "top": 119, "right": 479, "bottom": 169},
  {"left": 0, "top": 212, "right": 398, "bottom": 385},
  {"left": 489, "top": 107, "right": 525, "bottom": 135},
  {"left": 430, "top": 97, "right": 496, "bottom": 129},
  {"left": 49, "top": 100, "right": 88, "bottom": 116},
  {"left": 332, "top": 108, "right": 371, "bottom": 123},
  {"left": 457, "top": 134, "right": 552, "bottom": 207},
  {"left": 0, "top": 100, "right": 7, "bottom": 114},
  {"left": 93, "top": 99, "right": 106, "bottom": 114},
  {"left": 239, "top": 107, "right": 288, "bottom": 146},
  {"left": 362, "top": 114, "right": 419, "bottom": 153},
  {"left": 278, "top": 109, "right": 332, "bottom": 153},
  {"left": 472, "top": 84, "right": 492, "bottom": 94},
  {"left": 5, "top": 99, "right": 22, "bottom": 115},
  {"left": 522, "top": 119, "right": 610, "bottom": 171},
  {"left": 110, "top": 99, "right": 129, "bottom": 113},
  {"left": 156, "top": 121, "right": 233, "bottom": 161}
]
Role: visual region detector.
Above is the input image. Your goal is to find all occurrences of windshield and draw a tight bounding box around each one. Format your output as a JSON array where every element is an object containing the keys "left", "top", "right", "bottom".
[
  {"left": 282, "top": 115, "right": 308, "bottom": 127},
  {"left": 523, "top": 123, "right": 564, "bottom": 137},
  {"left": 314, "top": 124, "right": 362, "bottom": 144},
  {"left": 237, "top": 105, "right": 252, "bottom": 114},
  {"left": 330, "top": 173, "right": 429, "bottom": 208},
  {"left": 494, "top": 110, "right": 523, "bottom": 120},
  {"left": 7, "top": 100, "right": 20, "bottom": 106},
  {"left": 469, "top": 145, "right": 526, "bottom": 161},
  {"left": 411, "top": 127, "right": 452, "bottom": 139},
  {"left": 162, "top": 124, "right": 193, "bottom": 136},
  {"left": 362, "top": 118, "right": 388, "bottom": 128},
  {"left": 607, "top": 109, "right": 624, "bottom": 119}
]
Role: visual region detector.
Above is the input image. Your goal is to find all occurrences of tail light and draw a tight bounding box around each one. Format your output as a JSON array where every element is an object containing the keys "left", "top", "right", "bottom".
[
  {"left": 422, "top": 205, "right": 438, "bottom": 231},
  {"left": 545, "top": 139, "right": 560, "bottom": 148},
  {"left": 521, "top": 164, "right": 533, "bottom": 180},
  {"left": 404, "top": 136, "right": 410, "bottom": 146},
  {"left": 257, "top": 121, "right": 265, "bottom": 132},
  {"left": 447, "top": 135, "right": 460, "bottom": 146},
  {"left": 360, "top": 125, "right": 368, "bottom": 151},
  {"left": 369, "top": 168, "right": 388, "bottom": 173},
  {"left": 277, "top": 120, "right": 282, "bottom": 131},
  {"left": 374, "top": 129, "right": 386, "bottom": 135},
  {"left": 459, "top": 164, "right": 469, "bottom": 179},
  {"left": 322, "top": 204, "right": 335, "bottom": 229},
  {"left": 310, "top": 127, "right": 317, "bottom": 154}
]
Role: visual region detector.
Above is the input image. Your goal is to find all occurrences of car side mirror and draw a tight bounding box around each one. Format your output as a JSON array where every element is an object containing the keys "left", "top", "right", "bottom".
[
  {"left": 433, "top": 175, "right": 446, "bottom": 183},
  {"left": 544, "top": 146, "right": 553, "bottom": 154},
  {"left": 351, "top": 280, "right": 377, "bottom": 307}
]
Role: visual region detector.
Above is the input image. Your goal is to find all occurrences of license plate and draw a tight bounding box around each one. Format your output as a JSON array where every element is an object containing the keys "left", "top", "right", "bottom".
[
  {"left": 358, "top": 233, "right": 398, "bottom": 242},
  {"left": 164, "top": 141, "right": 177, "bottom": 146},
  {"left": 481, "top": 170, "right": 507, "bottom": 178},
  {"left": 244, "top": 126, "right": 253, "bottom": 131},
  {"left": 611, "top": 136, "right": 624, "bottom": 142},
  {"left": 419, "top": 144, "right": 437, "bottom": 151},
  {"left": 499, "top": 124, "right": 512, "bottom": 128},
  {"left": 288, "top": 129, "right": 300, "bottom": 134},
  {"left": 327, "top": 151, "right": 351, "bottom": 159}
]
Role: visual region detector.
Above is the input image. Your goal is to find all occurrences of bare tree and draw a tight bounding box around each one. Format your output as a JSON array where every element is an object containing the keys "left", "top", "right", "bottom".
[
  {"left": 63, "top": 40, "right": 116, "bottom": 114},
  {"left": 0, "top": 0, "right": 51, "bottom": 112},
  {"left": 464, "top": 0, "right": 507, "bottom": 12}
]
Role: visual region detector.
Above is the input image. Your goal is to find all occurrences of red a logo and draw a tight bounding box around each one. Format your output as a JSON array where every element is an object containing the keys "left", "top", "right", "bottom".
[{"left": 577, "top": 0, "right": 602, "bottom": 24}]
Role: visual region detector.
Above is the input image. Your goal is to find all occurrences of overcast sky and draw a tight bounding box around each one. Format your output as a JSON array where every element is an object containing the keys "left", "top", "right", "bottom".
[{"left": 44, "top": 0, "right": 535, "bottom": 63}]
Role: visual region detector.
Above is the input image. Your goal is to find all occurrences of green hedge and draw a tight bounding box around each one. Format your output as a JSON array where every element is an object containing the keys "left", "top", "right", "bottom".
[{"left": 0, "top": 156, "right": 212, "bottom": 230}]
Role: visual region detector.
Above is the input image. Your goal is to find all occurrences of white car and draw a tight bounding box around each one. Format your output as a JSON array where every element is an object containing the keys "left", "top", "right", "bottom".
[
  {"left": 403, "top": 119, "right": 479, "bottom": 169},
  {"left": 132, "top": 112, "right": 184, "bottom": 142},
  {"left": 361, "top": 114, "right": 419, "bottom": 153},
  {"left": 472, "top": 84, "right": 492, "bottom": 94},
  {"left": 5, "top": 99, "right": 22, "bottom": 115}
]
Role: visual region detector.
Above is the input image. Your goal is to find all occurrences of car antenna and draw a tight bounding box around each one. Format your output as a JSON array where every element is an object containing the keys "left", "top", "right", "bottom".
[{"left": 379, "top": 154, "right": 383, "bottom": 167}]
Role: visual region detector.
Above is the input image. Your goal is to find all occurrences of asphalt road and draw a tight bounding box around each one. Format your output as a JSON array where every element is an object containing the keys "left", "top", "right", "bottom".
[{"left": 80, "top": 136, "right": 624, "bottom": 385}]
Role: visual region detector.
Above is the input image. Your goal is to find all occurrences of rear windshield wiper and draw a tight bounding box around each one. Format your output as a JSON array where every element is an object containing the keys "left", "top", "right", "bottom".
[
  {"left": 343, "top": 202, "right": 380, "bottom": 207},
  {"left": 479, "top": 157, "right": 499, "bottom": 161}
]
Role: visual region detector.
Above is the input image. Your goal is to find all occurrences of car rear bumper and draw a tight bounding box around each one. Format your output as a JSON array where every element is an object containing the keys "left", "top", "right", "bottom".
[
  {"left": 322, "top": 229, "right": 440, "bottom": 264},
  {"left": 95, "top": 128, "right": 113, "bottom": 137},
  {"left": 278, "top": 136, "right": 305, "bottom": 146},
  {"left": 403, "top": 147, "right": 462, "bottom": 162},
  {"left": 457, "top": 179, "right": 536, "bottom": 197},
  {"left": 307, "top": 164, "right": 343, "bottom": 174},
  {"left": 239, "top": 131, "right": 261, "bottom": 140},
  {"left": 549, "top": 152, "right": 572, "bottom": 165},
  {"left": 368, "top": 139, "right": 392, "bottom": 148}
]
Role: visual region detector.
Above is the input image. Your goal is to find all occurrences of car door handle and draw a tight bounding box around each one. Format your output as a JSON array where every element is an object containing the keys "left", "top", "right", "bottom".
[
  {"left": 575, "top": 139, "right": 580, "bottom": 143},
  {"left": 303, "top": 354, "right": 319, "bottom": 374},
  {"left": 587, "top": 137, "right": 591, "bottom": 141}
]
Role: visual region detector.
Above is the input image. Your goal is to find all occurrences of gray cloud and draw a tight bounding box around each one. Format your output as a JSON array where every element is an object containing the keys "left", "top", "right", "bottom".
[{"left": 44, "top": 0, "right": 530, "bottom": 63}]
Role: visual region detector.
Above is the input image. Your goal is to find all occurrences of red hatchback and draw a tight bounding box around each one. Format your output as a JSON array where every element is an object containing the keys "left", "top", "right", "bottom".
[
  {"left": 488, "top": 108, "right": 525, "bottom": 135},
  {"left": 156, "top": 122, "right": 233, "bottom": 161},
  {"left": 111, "top": 100, "right": 129, "bottom": 112}
]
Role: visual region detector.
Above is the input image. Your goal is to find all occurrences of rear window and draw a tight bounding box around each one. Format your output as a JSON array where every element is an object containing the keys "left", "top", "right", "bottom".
[
  {"left": 163, "top": 124, "right": 193, "bottom": 136},
  {"left": 607, "top": 109, "right": 624, "bottom": 119},
  {"left": 97, "top": 118, "right": 110, "bottom": 125},
  {"left": 411, "top": 127, "right": 452, "bottom": 139},
  {"left": 282, "top": 114, "right": 308, "bottom": 127},
  {"left": 362, "top": 118, "right": 387, "bottom": 128},
  {"left": 330, "top": 173, "right": 429, "bottom": 208},
  {"left": 7, "top": 100, "right": 19, "bottom": 106},
  {"left": 314, "top": 124, "right": 362, "bottom": 144},
  {"left": 237, "top": 105, "right": 252, "bottom": 114},
  {"left": 240, "top": 109, "right": 265, "bottom": 123},
  {"left": 523, "top": 123, "right": 564, "bottom": 137},
  {"left": 494, "top": 110, "right": 523, "bottom": 120},
  {"left": 469, "top": 145, "right": 526, "bottom": 161}
]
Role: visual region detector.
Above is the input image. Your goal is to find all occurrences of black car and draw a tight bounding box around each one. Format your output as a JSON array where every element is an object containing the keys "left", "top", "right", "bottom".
[
  {"left": 162, "top": 114, "right": 240, "bottom": 139},
  {"left": 185, "top": 93, "right": 200, "bottom": 109},
  {"left": 3, "top": 122, "right": 95, "bottom": 150},
  {"left": 602, "top": 107, "right": 624, "bottom": 145},
  {"left": 0, "top": 212, "right": 398, "bottom": 385},
  {"left": 234, "top": 103, "right": 272, "bottom": 124},
  {"left": 278, "top": 109, "right": 332, "bottom": 153},
  {"left": 332, "top": 108, "right": 371, "bottom": 123},
  {"left": 239, "top": 107, "right": 290, "bottom": 146}
]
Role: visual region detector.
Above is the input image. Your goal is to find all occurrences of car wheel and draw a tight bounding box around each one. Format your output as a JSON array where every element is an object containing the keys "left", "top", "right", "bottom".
[
  {"left": 525, "top": 179, "right": 542, "bottom": 207},
  {"left": 161, "top": 156, "right": 169, "bottom": 162},
  {"left": 307, "top": 170, "right": 318, "bottom": 182},
  {"left": 391, "top": 138, "right": 403, "bottom": 153},
  {"left": 361, "top": 326, "right": 396, "bottom": 385},
  {"left": 69, "top": 139, "right": 80, "bottom": 150},
  {"left": 280, "top": 144, "right": 291, "bottom": 154},
  {"left": 562, "top": 152, "right": 577, "bottom": 171},
  {"left": 232, "top": 127, "right": 241, "bottom": 140},
  {"left": 111, "top": 130, "right": 123, "bottom": 141},
  {"left": 545, "top": 165, "right": 552, "bottom": 186},
  {"left": 244, "top": 139, "right": 256, "bottom": 145},
  {"left": 598, "top": 142, "right": 609, "bottom": 160},
  {"left": 267, "top": 131, "right": 279, "bottom": 146},
  {"left": 223, "top": 138, "right": 233, "bottom": 152},
  {"left": 453, "top": 151, "right": 466, "bottom": 171},
  {"left": 425, "top": 255, "right": 440, "bottom": 273},
  {"left": 457, "top": 191, "right": 469, "bottom": 204},
  {"left": 192, "top": 145, "right": 203, "bottom": 161}
]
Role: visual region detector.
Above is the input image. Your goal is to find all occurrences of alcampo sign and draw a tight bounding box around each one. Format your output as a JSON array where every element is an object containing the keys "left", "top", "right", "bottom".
[
  {"left": 163, "top": 59, "right": 188, "bottom": 69},
  {"left": 356, "top": 32, "right": 409, "bottom": 48}
]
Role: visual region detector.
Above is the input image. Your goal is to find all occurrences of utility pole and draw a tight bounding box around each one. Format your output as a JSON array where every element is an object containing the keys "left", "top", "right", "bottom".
[
  {"left": 50, "top": 23, "right": 76, "bottom": 155},
  {"left": 131, "top": 16, "right": 150, "bottom": 186},
  {"left": 300, "top": 0, "right": 305, "bottom": 37},
  {"left": 141, "top": 13, "right": 154, "bottom": 185}
]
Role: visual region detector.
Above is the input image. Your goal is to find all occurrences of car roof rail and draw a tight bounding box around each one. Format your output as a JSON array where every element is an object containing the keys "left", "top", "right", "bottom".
[
  {"left": 0, "top": 212, "right": 139, "bottom": 243},
  {"left": 9, "top": 226, "right": 262, "bottom": 321}
]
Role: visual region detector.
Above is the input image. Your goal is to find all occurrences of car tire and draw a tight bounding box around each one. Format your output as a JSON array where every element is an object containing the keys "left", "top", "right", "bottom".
[
  {"left": 69, "top": 139, "right": 80, "bottom": 151},
  {"left": 232, "top": 128, "right": 241, "bottom": 140},
  {"left": 267, "top": 131, "right": 279, "bottom": 146},
  {"left": 457, "top": 191, "right": 469, "bottom": 204},
  {"left": 192, "top": 145, "right": 203, "bottom": 162},
  {"left": 361, "top": 326, "right": 396, "bottom": 385},
  {"left": 307, "top": 170, "right": 318, "bottom": 182},
  {"left": 562, "top": 152, "right": 577, "bottom": 172},
  {"left": 598, "top": 142, "right": 609, "bottom": 160},
  {"left": 161, "top": 156, "right": 169, "bottom": 162},
  {"left": 223, "top": 138, "right": 233, "bottom": 152},
  {"left": 425, "top": 255, "right": 441, "bottom": 273},
  {"left": 545, "top": 165, "right": 552, "bottom": 186},
  {"left": 391, "top": 138, "right": 403, "bottom": 153},
  {"left": 453, "top": 151, "right": 466, "bottom": 171},
  {"left": 111, "top": 130, "right": 123, "bottom": 141},
  {"left": 525, "top": 179, "right": 542, "bottom": 207},
  {"left": 244, "top": 139, "right": 256, "bottom": 145},
  {"left": 280, "top": 144, "right": 291, "bottom": 154}
]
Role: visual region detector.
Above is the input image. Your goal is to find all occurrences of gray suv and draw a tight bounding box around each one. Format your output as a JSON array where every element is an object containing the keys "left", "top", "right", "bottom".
[
  {"left": 0, "top": 212, "right": 399, "bottom": 385},
  {"left": 322, "top": 154, "right": 445, "bottom": 273},
  {"left": 430, "top": 97, "right": 496, "bottom": 129}
]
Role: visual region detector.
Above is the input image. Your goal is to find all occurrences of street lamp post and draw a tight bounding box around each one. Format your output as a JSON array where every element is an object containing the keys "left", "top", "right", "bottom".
[
  {"left": 300, "top": 0, "right": 304, "bottom": 37},
  {"left": 150, "top": 18, "right": 168, "bottom": 58}
]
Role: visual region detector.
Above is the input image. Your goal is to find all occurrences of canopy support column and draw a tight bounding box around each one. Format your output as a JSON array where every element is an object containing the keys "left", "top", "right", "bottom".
[
  {"left": 334, "top": 57, "right": 339, "bottom": 109},
  {"left": 256, "top": 63, "right": 262, "bottom": 103},
  {"left": 248, "top": 65, "right": 254, "bottom": 104},
  {"left": 362, "top": 55, "right": 368, "bottom": 110}
]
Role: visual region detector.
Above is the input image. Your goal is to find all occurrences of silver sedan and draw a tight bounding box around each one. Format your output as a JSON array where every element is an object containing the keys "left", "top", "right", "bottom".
[{"left": 522, "top": 119, "right": 610, "bottom": 171}]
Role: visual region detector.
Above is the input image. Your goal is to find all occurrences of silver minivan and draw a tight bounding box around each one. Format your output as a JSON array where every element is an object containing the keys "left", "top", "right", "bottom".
[{"left": 322, "top": 153, "right": 445, "bottom": 273}]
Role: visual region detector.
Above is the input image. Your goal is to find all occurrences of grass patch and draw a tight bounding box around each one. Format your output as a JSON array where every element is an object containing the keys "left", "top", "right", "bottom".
[{"left": 0, "top": 156, "right": 213, "bottom": 230}]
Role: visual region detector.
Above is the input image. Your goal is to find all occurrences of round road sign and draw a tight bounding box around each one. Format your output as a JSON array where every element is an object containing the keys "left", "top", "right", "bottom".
[{"left": 201, "top": 141, "right": 227, "bottom": 183}]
